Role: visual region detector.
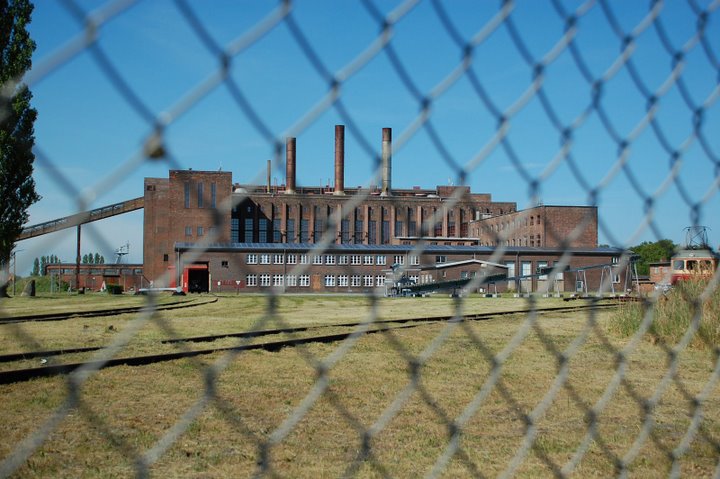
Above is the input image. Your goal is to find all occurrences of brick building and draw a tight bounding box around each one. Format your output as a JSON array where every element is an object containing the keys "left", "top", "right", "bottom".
[{"left": 143, "top": 125, "right": 621, "bottom": 294}]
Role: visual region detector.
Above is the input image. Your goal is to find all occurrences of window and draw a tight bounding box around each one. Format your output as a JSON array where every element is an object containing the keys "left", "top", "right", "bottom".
[
  {"left": 313, "top": 255, "right": 323, "bottom": 265},
  {"left": 338, "top": 255, "right": 348, "bottom": 265},
  {"left": 410, "top": 255, "right": 419, "bottom": 266},
  {"left": 244, "top": 219, "right": 254, "bottom": 242},
  {"left": 221, "top": 260, "right": 229, "bottom": 268},
  {"left": 287, "top": 254, "right": 297, "bottom": 265},
  {"left": 537, "top": 261, "right": 548, "bottom": 280},
  {"left": 351, "top": 275, "right": 361, "bottom": 287},
  {"left": 273, "top": 274, "right": 284, "bottom": 286},
  {"left": 300, "top": 254, "right": 308, "bottom": 264},
  {"left": 287, "top": 219, "right": 295, "bottom": 243},
  {"left": 163, "top": 254, "right": 169, "bottom": 262},
  {"left": 612, "top": 256, "right": 619, "bottom": 264},
  {"left": 376, "top": 275, "right": 385, "bottom": 287},
  {"left": 197, "top": 226, "right": 204, "bottom": 237},
  {"left": 299, "top": 274, "right": 310, "bottom": 287},
  {"left": 341, "top": 220, "right": 350, "bottom": 243},
  {"left": 273, "top": 254, "right": 284, "bottom": 265},
  {"left": 211, "top": 182, "right": 216, "bottom": 208},
  {"left": 273, "top": 218, "right": 281, "bottom": 242},
  {"left": 185, "top": 226, "right": 192, "bottom": 237},
  {"left": 231, "top": 218, "right": 239, "bottom": 242},
  {"left": 260, "top": 274, "right": 271, "bottom": 287},
  {"left": 197, "top": 182, "right": 204, "bottom": 208},
  {"left": 363, "top": 255, "right": 374, "bottom": 265},
  {"left": 393, "top": 255, "right": 405, "bottom": 265},
  {"left": 409, "top": 275, "right": 418, "bottom": 284},
  {"left": 260, "top": 253, "right": 270, "bottom": 264},
  {"left": 363, "top": 275, "right": 374, "bottom": 287},
  {"left": 246, "top": 274, "right": 257, "bottom": 287},
  {"left": 435, "top": 255, "right": 447, "bottom": 264},
  {"left": 324, "top": 275, "right": 336, "bottom": 287},
  {"left": 286, "top": 275, "right": 297, "bottom": 287},
  {"left": 613, "top": 274, "right": 621, "bottom": 284},
  {"left": 259, "top": 218, "right": 268, "bottom": 243},
  {"left": 184, "top": 182, "right": 190, "bottom": 208},
  {"left": 338, "top": 275, "right": 348, "bottom": 287},
  {"left": 246, "top": 254, "right": 257, "bottom": 264},
  {"left": 325, "top": 255, "right": 335, "bottom": 265},
  {"left": 376, "top": 255, "right": 386, "bottom": 266},
  {"left": 351, "top": 255, "right": 361, "bottom": 265}
]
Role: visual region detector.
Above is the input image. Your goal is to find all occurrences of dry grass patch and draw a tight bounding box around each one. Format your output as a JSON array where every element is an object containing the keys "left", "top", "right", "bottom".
[{"left": 1, "top": 302, "right": 718, "bottom": 477}]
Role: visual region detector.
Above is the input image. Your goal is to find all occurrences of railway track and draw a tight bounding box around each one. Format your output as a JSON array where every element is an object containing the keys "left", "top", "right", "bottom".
[
  {"left": 0, "top": 302, "right": 617, "bottom": 385},
  {"left": 0, "top": 297, "right": 218, "bottom": 325}
]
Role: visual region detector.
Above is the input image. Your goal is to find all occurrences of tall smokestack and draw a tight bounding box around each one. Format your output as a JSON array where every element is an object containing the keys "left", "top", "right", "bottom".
[
  {"left": 334, "top": 125, "right": 345, "bottom": 195},
  {"left": 285, "top": 137, "right": 296, "bottom": 194},
  {"left": 266, "top": 159, "right": 271, "bottom": 193},
  {"left": 381, "top": 127, "right": 392, "bottom": 196}
]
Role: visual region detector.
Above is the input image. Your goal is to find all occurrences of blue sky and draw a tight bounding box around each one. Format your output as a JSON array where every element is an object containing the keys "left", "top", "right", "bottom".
[{"left": 14, "top": 0, "right": 720, "bottom": 274}]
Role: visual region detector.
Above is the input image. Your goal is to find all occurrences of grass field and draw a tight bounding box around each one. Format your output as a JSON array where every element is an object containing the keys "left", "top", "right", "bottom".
[{"left": 1, "top": 293, "right": 718, "bottom": 477}]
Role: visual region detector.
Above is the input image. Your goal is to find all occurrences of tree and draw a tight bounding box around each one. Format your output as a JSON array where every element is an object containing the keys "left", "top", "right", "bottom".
[
  {"left": 631, "top": 239, "right": 677, "bottom": 276},
  {"left": 0, "top": 0, "right": 40, "bottom": 297},
  {"left": 94, "top": 253, "right": 102, "bottom": 264},
  {"left": 31, "top": 256, "right": 38, "bottom": 276}
]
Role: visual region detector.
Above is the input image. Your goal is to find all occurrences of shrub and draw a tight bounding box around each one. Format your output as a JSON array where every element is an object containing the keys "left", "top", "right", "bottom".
[
  {"left": 609, "top": 279, "right": 720, "bottom": 349},
  {"left": 106, "top": 284, "right": 124, "bottom": 295}
]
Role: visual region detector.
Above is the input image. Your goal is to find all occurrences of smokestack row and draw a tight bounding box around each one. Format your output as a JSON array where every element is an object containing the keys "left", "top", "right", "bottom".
[{"left": 284, "top": 126, "right": 392, "bottom": 196}]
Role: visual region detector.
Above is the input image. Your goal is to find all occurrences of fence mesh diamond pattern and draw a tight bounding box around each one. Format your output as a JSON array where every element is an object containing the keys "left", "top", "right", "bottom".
[{"left": 1, "top": 0, "right": 720, "bottom": 477}]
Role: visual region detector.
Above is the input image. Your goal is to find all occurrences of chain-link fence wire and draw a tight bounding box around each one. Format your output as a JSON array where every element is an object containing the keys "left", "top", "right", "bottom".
[{"left": 2, "top": 0, "right": 720, "bottom": 476}]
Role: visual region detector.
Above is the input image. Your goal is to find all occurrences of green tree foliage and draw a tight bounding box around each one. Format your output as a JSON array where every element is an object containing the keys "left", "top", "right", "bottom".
[
  {"left": 631, "top": 239, "right": 677, "bottom": 276},
  {"left": 0, "top": 0, "right": 40, "bottom": 296},
  {"left": 94, "top": 253, "right": 103, "bottom": 264},
  {"left": 31, "top": 256, "right": 38, "bottom": 275}
]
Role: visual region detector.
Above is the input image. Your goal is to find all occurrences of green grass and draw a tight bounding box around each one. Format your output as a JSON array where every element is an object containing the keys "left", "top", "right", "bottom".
[{"left": 610, "top": 279, "right": 720, "bottom": 349}]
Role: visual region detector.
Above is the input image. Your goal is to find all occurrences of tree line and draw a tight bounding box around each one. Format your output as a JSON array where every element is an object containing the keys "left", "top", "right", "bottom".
[{"left": 31, "top": 252, "right": 105, "bottom": 276}]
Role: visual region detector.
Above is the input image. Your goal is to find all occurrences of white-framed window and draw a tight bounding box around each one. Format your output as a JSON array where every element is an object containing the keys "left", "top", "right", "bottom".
[
  {"left": 612, "top": 256, "right": 619, "bottom": 264},
  {"left": 273, "top": 254, "right": 284, "bottom": 265},
  {"left": 410, "top": 255, "right": 420, "bottom": 266},
  {"left": 260, "top": 274, "right": 271, "bottom": 286},
  {"left": 246, "top": 253, "right": 258, "bottom": 265},
  {"left": 312, "top": 255, "right": 323, "bottom": 265},
  {"left": 376, "top": 275, "right": 385, "bottom": 287},
  {"left": 409, "top": 275, "right": 418, "bottom": 284},
  {"left": 393, "top": 255, "right": 405, "bottom": 265},
  {"left": 287, "top": 254, "right": 297, "bottom": 265},
  {"left": 351, "top": 255, "right": 362, "bottom": 265},
  {"left": 273, "top": 274, "right": 284, "bottom": 286},
  {"left": 363, "top": 255, "right": 374, "bottom": 265},
  {"left": 376, "top": 255, "right": 386, "bottom": 266},
  {"left": 436, "top": 255, "right": 447, "bottom": 264},
  {"left": 299, "top": 274, "right": 310, "bottom": 287},
  {"left": 613, "top": 274, "right": 621, "bottom": 284},
  {"left": 364, "top": 275, "right": 374, "bottom": 287},
  {"left": 260, "top": 253, "right": 271, "bottom": 265},
  {"left": 338, "top": 275, "right": 348, "bottom": 287},
  {"left": 325, "top": 255, "right": 335, "bottom": 265},
  {"left": 324, "top": 275, "right": 336, "bottom": 287},
  {"left": 286, "top": 275, "right": 297, "bottom": 287},
  {"left": 351, "top": 275, "right": 361, "bottom": 287},
  {"left": 300, "top": 254, "right": 308, "bottom": 264},
  {"left": 338, "top": 255, "right": 348, "bottom": 265},
  {"left": 246, "top": 274, "right": 257, "bottom": 287}
]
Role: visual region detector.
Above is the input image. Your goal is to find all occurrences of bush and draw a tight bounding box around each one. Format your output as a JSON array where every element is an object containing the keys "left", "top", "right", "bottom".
[
  {"left": 609, "top": 279, "right": 720, "bottom": 349},
  {"left": 106, "top": 284, "right": 124, "bottom": 295}
]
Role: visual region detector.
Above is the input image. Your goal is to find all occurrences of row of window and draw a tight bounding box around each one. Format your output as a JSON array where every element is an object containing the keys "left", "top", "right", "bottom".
[
  {"left": 246, "top": 253, "right": 419, "bottom": 266},
  {"left": 184, "top": 182, "right": 217, "bottom": 209},
  {"left": 185, "top": 226, "right": 216, "bottom": 237},
  {"left": 245, "top": 274, "right": 390, "bottom": 288}
]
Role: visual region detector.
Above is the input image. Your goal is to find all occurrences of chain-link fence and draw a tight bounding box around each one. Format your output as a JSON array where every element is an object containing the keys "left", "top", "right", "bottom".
[{"left": 2, "top": 0, "right": 720, "bottom": 476}]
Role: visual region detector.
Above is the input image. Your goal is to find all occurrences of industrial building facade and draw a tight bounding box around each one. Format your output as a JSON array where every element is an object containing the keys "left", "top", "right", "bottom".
[{"left": 143, "top": 126, "right": 622, "bottom": 294}]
